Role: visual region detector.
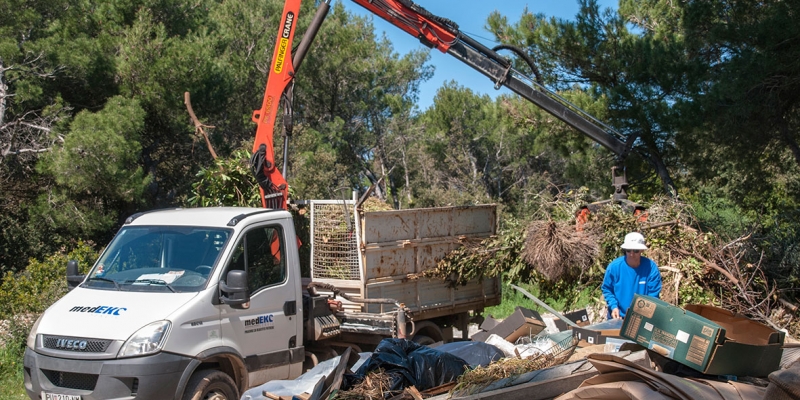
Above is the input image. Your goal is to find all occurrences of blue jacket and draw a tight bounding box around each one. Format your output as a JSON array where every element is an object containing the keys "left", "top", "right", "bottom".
[{"left": 601, "top": 255, "right": 662, "bottom": 318}]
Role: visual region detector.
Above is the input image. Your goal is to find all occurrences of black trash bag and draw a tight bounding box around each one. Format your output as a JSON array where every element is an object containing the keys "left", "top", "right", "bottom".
[
  {"left": 342, "top": 338, "right": 470, "bottom": 396},
  {"left": 435, "top": 341, "right": 505, "bottom": 367}
]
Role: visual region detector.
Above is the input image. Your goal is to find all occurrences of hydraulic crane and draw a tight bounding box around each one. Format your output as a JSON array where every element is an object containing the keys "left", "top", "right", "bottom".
[
  {"left": 251, "top": 0, "right": 655, "bottom": 212},
  {"left": 250, "top": 0, "right": 331, "bottom": 209}
]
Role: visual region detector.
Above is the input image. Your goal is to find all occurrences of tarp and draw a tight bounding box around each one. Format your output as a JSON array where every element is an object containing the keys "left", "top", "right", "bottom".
[
  {"left": 241, "top": 355, "right": 339, "bottom": 400},
  {"left": 435, "top": 341, "right": 505, "bottom": 367}
]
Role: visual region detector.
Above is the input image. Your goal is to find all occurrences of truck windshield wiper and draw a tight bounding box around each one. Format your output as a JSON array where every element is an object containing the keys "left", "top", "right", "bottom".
[
  {"left": 86, "top": 276, "right": 120, "bottom": 290},
  {"left": 126, "top": 279, "right": 176, "bottom": 292}
]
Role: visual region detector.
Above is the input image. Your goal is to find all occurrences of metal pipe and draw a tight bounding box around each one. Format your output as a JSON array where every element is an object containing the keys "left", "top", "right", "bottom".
[
  {"left": 307, "top": 282, "right": 402, "bottom": 308},
  {"left": 396, "top": 303, "right": 407, "bottom": 339},
  {"left": 510, "top": 284, "right": 580, "bottom": 329},
  {"left": 292, "top": 0, "right": 331, "bottom": 73}
]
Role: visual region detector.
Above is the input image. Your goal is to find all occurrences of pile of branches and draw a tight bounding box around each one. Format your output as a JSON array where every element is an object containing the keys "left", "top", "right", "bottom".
[
  {"left": 420, "top": 192, "right": 799, "bottom": 337},
  {"left": 522, "top": 220, "right": 598, "bottom": 282},
  {"left": 416, "top": 228, "right": 525, "bottom": 288},
  {"left": 587, "top": 196, "right": 799, "bottom": 337},
  {"left": 661, "top": 232, "right": 796, "bottom": 334},
  {"left": 449, "top": 353, "right": 563, "bottom": 397},
  {"left": 335, "top": 369, "right": 395, "bottom": 400},
  {"left": 359, "top": 197, "right": 394, "bottom": 212}
]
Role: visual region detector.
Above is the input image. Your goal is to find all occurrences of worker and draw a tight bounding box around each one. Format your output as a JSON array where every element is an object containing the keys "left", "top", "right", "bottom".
[{"left": 601, "top": 232, "right": 662, "bottom": 320}]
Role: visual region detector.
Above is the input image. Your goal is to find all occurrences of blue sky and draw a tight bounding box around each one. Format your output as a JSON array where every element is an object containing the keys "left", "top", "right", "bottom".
[{"left": 341, "top": 0, "right": 618, "bottom": 111}]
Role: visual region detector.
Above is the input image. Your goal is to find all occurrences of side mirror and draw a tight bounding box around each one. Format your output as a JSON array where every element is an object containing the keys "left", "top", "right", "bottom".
[
  {"left": 220, "top": 270, "right": 250, "bottom": 308},
  {"left": 66, "top": 260, "right": 85, "bottom": 291}
]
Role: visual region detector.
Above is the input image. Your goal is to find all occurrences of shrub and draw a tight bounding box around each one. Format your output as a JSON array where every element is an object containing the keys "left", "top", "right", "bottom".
[
  {"left": 0, "top": 241, "right": 98, "bottom": 392},
  {"left": 0, "top": 241, "right": 98, "bottom": 321}
]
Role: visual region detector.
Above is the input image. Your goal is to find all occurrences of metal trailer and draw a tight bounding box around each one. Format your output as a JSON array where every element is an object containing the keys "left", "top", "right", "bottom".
[{"left": 304, "top": 194, "right": 501, "bottom": 347}]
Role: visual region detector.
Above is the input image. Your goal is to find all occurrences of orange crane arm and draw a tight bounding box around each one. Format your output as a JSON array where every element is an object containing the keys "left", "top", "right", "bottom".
[{"left": 251, "top": 0, "right": 330, "bottom": 209}]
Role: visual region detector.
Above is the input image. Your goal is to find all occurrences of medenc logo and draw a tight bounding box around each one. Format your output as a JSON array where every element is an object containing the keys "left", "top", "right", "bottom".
[{"left": 69, "top": 305, "right": 127, "bottom": 316}]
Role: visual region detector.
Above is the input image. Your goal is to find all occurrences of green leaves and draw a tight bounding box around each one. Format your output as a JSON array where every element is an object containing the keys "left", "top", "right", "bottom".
[
  {"left": 0, "top": 240, "right": 98, "bottom": 320},
  {"left": 423, "top": 216, "right": 526, "bottom": 288},
  {"left": 186, "top": 148, "right": 260, "bottom": 207},
  {"left": 43, "top": 96, "right": 149, "bottom": 200}
]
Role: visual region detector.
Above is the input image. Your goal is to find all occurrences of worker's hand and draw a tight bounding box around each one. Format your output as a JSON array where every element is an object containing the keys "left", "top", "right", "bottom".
[{"left": 611, "top": 308, "right": 621, "bottom": 320}]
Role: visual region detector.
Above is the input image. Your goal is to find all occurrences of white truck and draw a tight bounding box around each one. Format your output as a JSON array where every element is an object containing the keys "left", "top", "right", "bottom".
[{"left": 23, "top": 199, "right": 500, "bottom": 400}]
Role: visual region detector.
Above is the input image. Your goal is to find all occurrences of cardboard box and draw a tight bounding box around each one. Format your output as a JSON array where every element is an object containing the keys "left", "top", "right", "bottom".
[
  {"left": 479, "top": 315, "right": 501, "bottom": 331},
  {"left": 604, "top": 337, "right": 635, "bottom": 353},
  {"left": 572, "top": 319, "right": 623, "bottom": 347},
  {"left": 542, "top": 309, "right": 591, "bottom": 334},
  {"left": 553, "top": 309, "right": 591, "bottom": 331},
  {"left": 470, "top": 330, "right": 490, "bottom": 342},
  {"left": 486, "top": 306, "right": 546, "bottom": 343},
  {"left": 621, "top": 294, "right": 785, "bottom": 377}
]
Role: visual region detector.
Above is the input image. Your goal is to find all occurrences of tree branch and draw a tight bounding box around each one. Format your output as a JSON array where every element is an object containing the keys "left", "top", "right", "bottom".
[
  {"left": 671, "top": 247, "right": 740, "bottom": 285},
  {"left": 184, "top": 92, "right": 217, "bottom": 159}
]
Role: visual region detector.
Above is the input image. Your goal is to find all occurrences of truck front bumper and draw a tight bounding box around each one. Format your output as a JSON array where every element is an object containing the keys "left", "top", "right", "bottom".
[{"left": 24, "top": 347, "right": 193, "bottom": 400}]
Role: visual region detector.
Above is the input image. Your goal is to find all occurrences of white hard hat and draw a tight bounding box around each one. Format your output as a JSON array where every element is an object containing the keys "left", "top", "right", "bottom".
[{"left": 621, "top": 232, "right": 648, "bottom": 250}]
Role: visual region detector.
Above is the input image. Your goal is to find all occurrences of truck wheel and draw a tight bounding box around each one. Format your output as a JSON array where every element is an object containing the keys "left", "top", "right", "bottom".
[{"left": 183, "top": 370, "right": 239, "bottom": 400}]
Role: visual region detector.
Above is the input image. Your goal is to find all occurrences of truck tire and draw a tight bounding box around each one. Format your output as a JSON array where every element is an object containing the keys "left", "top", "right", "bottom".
[
  {"left": 412, "top": 335, "right": 435, "bottom": 346},
  {"left": 182, "top": 370, "right": 239, "bottom": 400}
]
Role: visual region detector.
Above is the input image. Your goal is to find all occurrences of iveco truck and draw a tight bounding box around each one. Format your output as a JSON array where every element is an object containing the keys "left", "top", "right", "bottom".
[{"left": 24, "top": 202, "right": 500, "bottom": 400}]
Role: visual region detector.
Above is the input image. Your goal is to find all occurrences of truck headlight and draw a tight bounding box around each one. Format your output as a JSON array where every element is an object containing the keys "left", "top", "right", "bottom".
[
  {"left": 27, "top": 314, "right": 43, "bottom": 350},
  {"left": 118, "top": 320, "right": 171, "bottom": 358}
]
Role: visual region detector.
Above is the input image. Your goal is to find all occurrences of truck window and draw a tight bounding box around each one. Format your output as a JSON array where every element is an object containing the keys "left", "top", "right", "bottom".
[
  {"left": 226, "top": 225, "right": 286, "bottom": 294},
  {"left": 88, "top": 226, "right": 231, "bottom": 292}
]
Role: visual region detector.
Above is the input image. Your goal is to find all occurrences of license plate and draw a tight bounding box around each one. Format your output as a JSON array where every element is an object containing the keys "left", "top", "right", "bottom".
[{"left": 42, "top": 392, "right": 81, "bottom": 400}]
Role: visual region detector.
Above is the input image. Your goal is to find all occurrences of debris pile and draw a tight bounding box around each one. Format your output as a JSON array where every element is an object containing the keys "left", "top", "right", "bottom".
[
  {"left": 247, "top": 299, "right": 799, "bottom": 400},
  {"left": 451, "top": 332, "right": 577, "bottom": 397},
  {"left": 340, "top": 339, "right": 469, "bottom": 398},
  {"left": 336, "top": 370, "right": 393, "bottom": 400}
]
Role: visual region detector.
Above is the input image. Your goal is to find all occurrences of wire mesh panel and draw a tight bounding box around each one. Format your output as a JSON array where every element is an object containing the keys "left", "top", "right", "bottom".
[
  {"left": 310, "top": 202, "right": 361, "bottom": 280},
  {"left": 518, "top": 332, "right": 579, "bottom": 366}
]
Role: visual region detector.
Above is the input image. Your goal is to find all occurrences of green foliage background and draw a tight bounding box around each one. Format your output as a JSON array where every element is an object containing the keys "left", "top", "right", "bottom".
[{"left": 2, "top": 0, "right": 800, "bottom": 396}]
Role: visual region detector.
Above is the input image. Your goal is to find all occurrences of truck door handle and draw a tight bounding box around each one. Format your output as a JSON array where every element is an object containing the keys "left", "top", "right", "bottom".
[{"left": 284, "top": 301, "right": 296, "bottom": 316}]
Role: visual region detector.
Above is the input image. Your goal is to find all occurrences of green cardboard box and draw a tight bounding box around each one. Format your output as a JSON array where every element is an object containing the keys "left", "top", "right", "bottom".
[{"left": 621, "top": 294, "right": 785, "bottom": 377}]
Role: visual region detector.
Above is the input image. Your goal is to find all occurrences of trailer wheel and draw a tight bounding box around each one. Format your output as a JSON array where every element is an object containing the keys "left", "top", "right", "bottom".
[
  {"left": 412, "top": 335, "right": 435, "bottom": 346},
  {"left": 182, "top": 370, "right": 239, "bottom": 400}
]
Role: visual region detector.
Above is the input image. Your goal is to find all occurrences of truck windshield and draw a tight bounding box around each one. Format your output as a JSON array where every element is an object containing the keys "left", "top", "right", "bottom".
[{"left": 85, "top": 226, "right": 231, "bottom": 292}]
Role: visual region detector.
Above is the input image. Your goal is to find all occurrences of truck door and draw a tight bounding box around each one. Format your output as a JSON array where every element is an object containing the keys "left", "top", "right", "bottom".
[{"left": 219, "top": 222, "right": 302, "bottom": 383}]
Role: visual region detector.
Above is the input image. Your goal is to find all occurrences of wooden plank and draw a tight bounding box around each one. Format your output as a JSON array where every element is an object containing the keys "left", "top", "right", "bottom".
[
  {"left": 263, "top": 392, "right": 281, "bottom": 400},
  {"left": 407, "top": 386, "right": 424, "bottom": 400},
  {"left": 319, "top": 347, "right": 354, "bottom": 400},
  {"left": 423, "top": 383, "right": 457, "bottom": 396}
]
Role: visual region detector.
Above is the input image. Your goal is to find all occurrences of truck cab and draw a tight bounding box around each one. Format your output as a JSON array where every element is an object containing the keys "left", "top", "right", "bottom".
[{"left": 24, "top": 207, "right": 305, "bottom": 400}]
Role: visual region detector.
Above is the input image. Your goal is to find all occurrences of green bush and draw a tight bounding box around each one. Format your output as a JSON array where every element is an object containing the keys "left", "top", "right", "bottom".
[
  {"left": 0, "top": 241, "right": 98, "bottom": 397},
  {"left": 185, "top": 148, "right": 261, "bottom": 207},
  {"left": 0, "top": 334, "right": 28, "bottom": 399},
  {"left": 0, "top": 241, "right": 98, "bottom": 320},
  {"left": 0, "top": 315, "right": 32, "bottom": 377}
]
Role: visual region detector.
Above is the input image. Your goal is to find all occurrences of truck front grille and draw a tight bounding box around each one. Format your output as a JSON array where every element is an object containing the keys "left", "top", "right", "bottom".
[
  {"left": 43, "top": 335, "right": 112, "bottom": 353},
  {"left": 42, "top": 369, "right": 98, "bottom": 391}
]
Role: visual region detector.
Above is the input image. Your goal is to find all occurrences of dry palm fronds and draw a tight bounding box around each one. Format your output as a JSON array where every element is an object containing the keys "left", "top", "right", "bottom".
[
  {"left": 450, "top": 334, "right": 577, "bottom": 397},
  {"left": 450, "top": 355, "right": 555, "bottom": 397},
  {"left": 523, "top": 220, "right": 598, "bottom": 282},
  {"left": 335, "top": 369, "right": 396, "bottom": 400}
]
